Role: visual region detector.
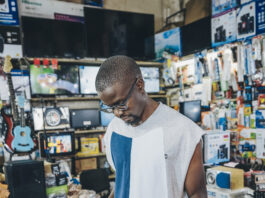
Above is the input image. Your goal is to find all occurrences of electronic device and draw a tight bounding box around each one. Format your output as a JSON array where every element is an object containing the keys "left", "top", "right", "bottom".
[
  {"left": 214, "top": 26, "right": 226, "bottom": 43},
  {"left": 0, "top": 33, "right": 4, "bottom": 53},
  {"left": 154, "top": 27, "right": 181, "bottom": 60},
  {"left": 38, "top": 130, "right": 75, "bottom": 157},
  {"left": 4, "top": 160, "right": 46, "bottom": 198},
  {"left": 79, "top": 66, "right": 100, "bottom": 94},
  {"left": 70, "top": 109, "right": 100, "bottom": 129},
  {"left": 203, "top": 130, "right": 230, "bottom": 165},
  {"left": 238, "top": 13, "right": 255, "bottom": 35},
  {"left": 30, "top": 64, "right": 79, "bottom": 95},
  {"left": 32, "top": 107, "right": 70, "bottom": 131},
  {"left": 140, "top": 67, "right": 160, "bottom": 93},
  {"left": 84, "top": 7, "right": 155, "bottom": 60},
  {"left": 181, "top": 16, "right": 211, "bottom": 56},
  {"left": 22, "top": 16, "right": 86, "bottom": 58},
  {"left": 179, "top": 100, "right": 201, "bottom": 123},
  {"left": 100, "top": 102, "right": 114, "bottom": 127},
  {"left": 206, "top": 166, "right": 244, "bottom": 190}
]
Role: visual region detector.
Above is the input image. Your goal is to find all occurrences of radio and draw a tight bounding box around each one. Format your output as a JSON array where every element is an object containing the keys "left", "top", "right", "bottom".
[
  {"left": 252, "top": 171, "right": 265, "bottom": 184},
  {"left": 206, "top": 166, "right": 244, "bottom": 190}
]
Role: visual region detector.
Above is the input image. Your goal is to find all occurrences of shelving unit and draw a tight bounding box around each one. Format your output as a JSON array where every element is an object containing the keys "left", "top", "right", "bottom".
[
  {"left": 75, "top": 153, "right": 106, "bottom": 159},
  {"left": 75, "top": 129, "right": 106, "bottom": 135}
]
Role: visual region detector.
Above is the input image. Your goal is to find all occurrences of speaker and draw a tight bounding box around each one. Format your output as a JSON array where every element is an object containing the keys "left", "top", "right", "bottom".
[
  {"left": 206, "top": 166, "right": 244, "bottom": 190},
  {"left": 4, "top": 160, "right": 46, "bottom": 198}
]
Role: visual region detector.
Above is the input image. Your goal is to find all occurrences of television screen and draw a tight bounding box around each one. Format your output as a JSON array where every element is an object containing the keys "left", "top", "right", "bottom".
[
  {"left": 155, "top": 27, "right": 182, "bottom": 60},
  {"left": 79, "top": 66, "right": 99, "bottom": 94},
  {"left": 70, "top": 109, "right": 100, "bottom": 129},
  {"left": 84, "top": 7, "right": 155, "bottom": 60},
  {"left": 22, "top": 16, "right": 86, "bottom": 58},
  {"left": 30, "top": 64, "right": 79, "bottom": 95},
  {"left": 181, "top": 17, "right": 211, "bottom": 56},
  {"left": 179, "top": 100, "right": 201, "bottom": 123},
  {"left": 39, "top": 131, "right": 75, "bottom": 157},
  {"left": 140, "top": 67, "right": 160, "bottom": 93},
  {"left": 100, "top": 102, "right": 115, "bottom": 127}
]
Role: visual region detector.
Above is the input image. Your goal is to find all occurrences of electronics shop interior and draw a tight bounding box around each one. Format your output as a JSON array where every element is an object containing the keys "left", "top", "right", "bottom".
[{"left": 1, "top": 0, "right": 265, "bottom": 197}]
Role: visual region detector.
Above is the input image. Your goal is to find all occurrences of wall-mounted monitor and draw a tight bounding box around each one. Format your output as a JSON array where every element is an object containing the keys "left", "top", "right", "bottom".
[
  {"left": 140, "top": 67, "right": 160, "bottom": 93},
  {"left": 30, "top": 64, "right": 79, "bottom": 96},
  {"left": 179, "top": 100, "right": 201, "bottom": 123},
  {"left": 38, "top": 131, "right": 75, "bottom": 158},
  {"left": 84, "top": 7, "right": 155, "bottom": 60},
  {"left": 79, "top": 66, "right": 99, "bottom": 94},
  {"left": 22, "top": 16, "right": 86, "bottom": 58},
  {"left": 181, "top": 17, "right": 211, "bottom": 56}
]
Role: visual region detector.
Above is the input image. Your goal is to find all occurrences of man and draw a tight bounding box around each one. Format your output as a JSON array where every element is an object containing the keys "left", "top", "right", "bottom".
[{"left": 95, "top": 55, "right": 207, "bottom": 198}]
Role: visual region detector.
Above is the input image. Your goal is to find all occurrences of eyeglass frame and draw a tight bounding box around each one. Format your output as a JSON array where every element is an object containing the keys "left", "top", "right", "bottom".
[{"left": 99, "top": 78, "right": 138, "bottom": 113}]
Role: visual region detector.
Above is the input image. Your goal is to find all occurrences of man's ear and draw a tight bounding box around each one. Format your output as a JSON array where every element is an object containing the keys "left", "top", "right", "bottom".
[{"left": 137, "top": 78, "right": 145, "bottom": 93}]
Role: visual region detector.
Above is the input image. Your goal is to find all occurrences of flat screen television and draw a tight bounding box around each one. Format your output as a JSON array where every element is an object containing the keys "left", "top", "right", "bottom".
[
  {"left": 179, "top": 100, "right": 201, "bottom": 123},
  {"left": 79, "top": 66, "right": 100, "bottom": 94},
  {"left": 22, "top": 16, "right": 86, "bottom": 58},
  {"left": 30, "top": 64, "right": 79, "bottom": 96},
  {"left": 38, "top": 131, "right": 75, "bottom": 157},
  {"left": 84, "top": 7, "right": 155, "bottom": 60},
  {"left": 140, "top": 67, "right": 160, "bottom": 93},
  {"left": 181, "top": 17, "right": 211, "bottom": 56}
]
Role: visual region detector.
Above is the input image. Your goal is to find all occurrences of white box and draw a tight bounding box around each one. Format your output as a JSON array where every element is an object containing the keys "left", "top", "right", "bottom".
[
  {"left": 207, "top": 186, "right": 253, "bottom": 198},
  {"left": 237, "top": 1, "right": 256, "bottom": 40},
  {"left": 212, "top": 9, "right": 237, "bottom": 47},
  {"left": 203, "top": 131, "right": 230, "bottom": 165}
]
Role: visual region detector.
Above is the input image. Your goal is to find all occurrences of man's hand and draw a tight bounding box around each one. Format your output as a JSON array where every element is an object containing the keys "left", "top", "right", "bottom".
[{"left": 184, "top": 141, "right": 207, "bottom": 198}]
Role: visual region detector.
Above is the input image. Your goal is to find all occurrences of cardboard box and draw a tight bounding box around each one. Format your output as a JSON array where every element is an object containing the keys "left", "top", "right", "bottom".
[{"left": 75, "top": 158, "right": 97, "bottom": 173}]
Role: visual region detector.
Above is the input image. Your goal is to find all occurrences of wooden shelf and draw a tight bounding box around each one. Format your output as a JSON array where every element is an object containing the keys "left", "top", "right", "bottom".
[
  {"left": 211, "top": 98, "right": 237, "bottom": 103},
  {"left": 27, "top": 57, "right": 163, "bottom": 67},
  {"left": 75, "top": 129, "right": 106, "bottom": 135},
  {"left": 75, "top": 153, "right": 106, "bottom": 159},
  {"left": 108, "top": 174, "right": 116, "bottom": 179}
]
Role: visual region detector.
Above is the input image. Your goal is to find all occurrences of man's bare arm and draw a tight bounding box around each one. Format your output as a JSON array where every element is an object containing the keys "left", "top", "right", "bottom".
[
  {"left": 108, "top": 189, "right": 114, "bottom": 198},
  {"left": 184, "top": 141, "right": 207, "bottom": 198}
]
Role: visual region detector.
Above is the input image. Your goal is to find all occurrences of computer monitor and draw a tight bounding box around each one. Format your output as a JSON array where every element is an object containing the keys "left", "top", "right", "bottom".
[
  {"left": 38, "top": 131, "right": 75, "bottom": 157},
  {"left": 140, "top": 67, "right": 160, "bottom": 93},
  {"left": 179, "top": 100, "right": 201, "bottom": 123},
  {"left": 100, "top": 102, "right": 115, "bottom": 127},
  {"left": 79, "top": 66, "right": 100, "bottom": 94},
  {"left": 30, "top": 64, "right": 79, "bottom": 96},
  {"left": 70, "top": 109, "right": 100, "bottom": 129}
]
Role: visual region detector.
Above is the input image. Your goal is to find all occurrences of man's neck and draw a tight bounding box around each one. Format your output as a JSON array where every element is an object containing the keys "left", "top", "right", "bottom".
[{"left": 139, "top": 98, "right": 159, "bottom": 125}]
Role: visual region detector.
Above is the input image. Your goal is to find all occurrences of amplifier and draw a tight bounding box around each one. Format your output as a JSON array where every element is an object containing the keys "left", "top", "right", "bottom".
[
  {"left": 206, "top": 166, "right": 244, "bottom": 190},
  {"left": 4, "top": 160, "right": 46, "bottom": 198},
  {"left": 70, "top": 109, "right": 100, "bottom": 129}
]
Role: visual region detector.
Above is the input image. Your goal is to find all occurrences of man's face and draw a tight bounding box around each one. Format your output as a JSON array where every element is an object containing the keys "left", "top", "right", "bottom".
[{"left": 99, "top": 79, "right": 146, "bottom": 126}]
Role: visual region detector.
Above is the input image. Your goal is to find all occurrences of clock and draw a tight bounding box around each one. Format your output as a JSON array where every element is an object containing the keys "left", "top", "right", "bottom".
[{"left": 45, "top": 108, "right": 61, "bottom": 127}]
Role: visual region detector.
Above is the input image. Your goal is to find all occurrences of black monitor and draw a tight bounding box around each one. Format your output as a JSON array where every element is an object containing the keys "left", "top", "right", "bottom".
[
  {"left": 30, "top": 64, "right": 79, "bottom": 96},
  {"left": 179, "top": 100, "right": 201, "bottom": 123},
  {"left": 79, "top": 66, "right": 100, "bottom": 94},
  {"left": 22, "top": 16, "right": 86, "bottom": 58},
  {"left": 38, "top": 131, "right": 75, "bottom": 158},
  {"left": 84, "top": 7, "right": 155, "bottom": 60},
  {"left": 181, "top": 17, "right": 211, "bottom": 56},
  {"left": 70, "top": 109, "right": 100, "bottom": 129}
]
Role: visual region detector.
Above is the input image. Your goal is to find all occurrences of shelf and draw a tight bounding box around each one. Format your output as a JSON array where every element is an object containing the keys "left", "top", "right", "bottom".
[
  {"left": 30, "top": 94, "right": 166, "bottom": 102},
  {"left": 211, "top": 98, "right": 237, "bottom": 103},
  {"left": 27, "top": 57, "right": 163, "bottom": 67},
  {"left": 30, "top": 96, "right": 100, "bottom": 102},
  {"left": 75, "top": 153, "right": 106, "bottom": 159},
  {"left": 75, "top": 129, "right": 106, "bottom": 135},
  {"left": 108, "top": 174, "right": 116, "bottom": 179}
]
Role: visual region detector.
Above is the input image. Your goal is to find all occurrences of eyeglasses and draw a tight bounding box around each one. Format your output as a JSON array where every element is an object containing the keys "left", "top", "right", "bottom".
[{"left": 100, "top": 78, "right": 138, "bottom": 113}]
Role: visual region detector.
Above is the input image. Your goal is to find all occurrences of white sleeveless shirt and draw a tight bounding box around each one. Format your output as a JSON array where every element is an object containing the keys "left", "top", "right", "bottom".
[{"left": 104, "top": 103, "right": 205, "bottom": 198}]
